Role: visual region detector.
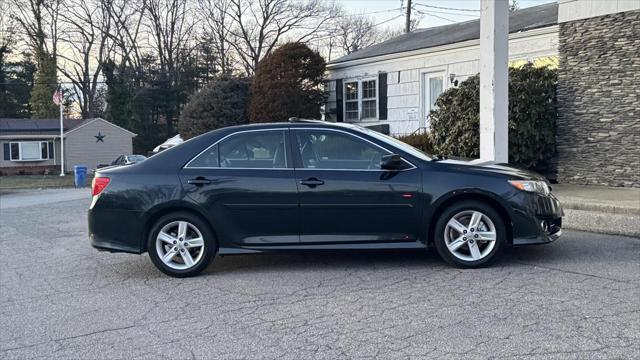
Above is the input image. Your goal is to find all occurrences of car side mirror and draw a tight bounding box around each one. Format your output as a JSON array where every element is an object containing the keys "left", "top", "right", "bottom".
[{"left": 380, "top": 154, "right": 406, "bottom": 170}]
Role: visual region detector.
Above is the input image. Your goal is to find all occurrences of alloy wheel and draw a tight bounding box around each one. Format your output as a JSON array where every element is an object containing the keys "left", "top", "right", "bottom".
[
  {"left": 444, "top": 210, "right": 497, "bottom": 262},
  {"left": 155, "top": 221, "right": 205, "bottom": 270}
]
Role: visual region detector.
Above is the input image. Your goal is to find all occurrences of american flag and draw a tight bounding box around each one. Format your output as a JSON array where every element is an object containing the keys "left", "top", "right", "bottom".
[{"left": 52, "top": 86, "right": 62, "bottom": 106}]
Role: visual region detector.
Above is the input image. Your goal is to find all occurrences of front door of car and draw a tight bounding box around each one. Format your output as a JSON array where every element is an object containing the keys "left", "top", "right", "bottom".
[
  {"left": 179, "top": 128, "right": 299, "bottom": 246},
  {"left": 292, "top": 128, "right": 422, "bottom": 243}
]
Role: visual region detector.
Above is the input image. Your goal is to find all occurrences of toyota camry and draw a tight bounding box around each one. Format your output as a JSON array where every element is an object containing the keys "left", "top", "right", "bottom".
[{"left": 89, "top": 120, "right": 563, "bottom": 277}]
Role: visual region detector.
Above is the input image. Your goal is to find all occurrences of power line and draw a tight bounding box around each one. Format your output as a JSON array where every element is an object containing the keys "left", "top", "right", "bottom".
[
  {"left": 416, "top": 9, "right": 478, "bottom": 18},
  {"left": 336, "top": 8, "right": 404, "bottom": 18},
  {"left": 0, "top": 76, "right": 212, "bottom": 86},
  {"left": 372, "top": 14, "right": 404, "bottom": 27},
  {"left": 416, "top": 11, "right": 456, "bottom": 23},
  {"left": 414, "top": 3, "right": 480, "bottom": 13}
]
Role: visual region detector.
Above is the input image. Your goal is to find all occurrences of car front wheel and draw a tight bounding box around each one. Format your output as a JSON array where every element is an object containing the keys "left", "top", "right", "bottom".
[
  {"left": 434, "top": 200, "right": 506, "bottom": 268},
  {"left": 147, "top": 212, "right": 216, "bottom": 277}
]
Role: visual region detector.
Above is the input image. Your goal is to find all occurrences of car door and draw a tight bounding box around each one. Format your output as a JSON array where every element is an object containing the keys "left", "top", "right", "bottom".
[
  {"left": 179, "top": 128, "right": 299, "bottom": 246},
  {"left": 291, "top": 128, "right": 422, "bottom": 243}
]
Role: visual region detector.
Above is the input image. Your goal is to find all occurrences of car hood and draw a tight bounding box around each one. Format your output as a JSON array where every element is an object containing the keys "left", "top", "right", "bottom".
[{"left": 436, "top": 158, "right": 547, "bottom": 181}]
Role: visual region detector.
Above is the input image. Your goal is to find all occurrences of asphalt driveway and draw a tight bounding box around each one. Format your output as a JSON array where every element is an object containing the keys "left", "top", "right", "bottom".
[{"left": 0, "top": 189, "right": 638, "bottom": 359}]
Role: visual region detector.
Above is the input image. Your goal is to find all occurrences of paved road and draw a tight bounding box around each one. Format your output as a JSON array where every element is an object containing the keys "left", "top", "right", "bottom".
[{"left": 1, "top": 189, "right": 639, "bottom": 359}]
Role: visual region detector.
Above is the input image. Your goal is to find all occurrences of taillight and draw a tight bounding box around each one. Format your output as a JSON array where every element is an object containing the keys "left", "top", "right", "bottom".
[{"left": 92, "top": 177, "right": 110, "bottom": 196}]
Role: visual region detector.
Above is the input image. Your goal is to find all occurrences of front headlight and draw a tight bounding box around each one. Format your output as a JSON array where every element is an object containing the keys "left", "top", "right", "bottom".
[{"left": 508, "top": 180, "right": 550, "bottom": 195}]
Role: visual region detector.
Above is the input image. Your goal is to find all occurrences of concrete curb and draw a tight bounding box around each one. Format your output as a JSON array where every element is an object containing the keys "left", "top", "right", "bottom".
[
  {"left": 562, "top": 208, "right": 640, "bottom": 238},
  {"left": 560, "top": 201, "right": 640, "bottom": 216},
  {"left": 0, "top": 186, "right": 87, "bottom": 196}
]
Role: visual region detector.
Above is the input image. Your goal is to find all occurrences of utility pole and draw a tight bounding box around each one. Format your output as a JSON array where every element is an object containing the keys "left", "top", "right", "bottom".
[
  {"left": 405, "top": 0, "right": 412, "bottom": 33},
  {"left": 479, "top": 0, "right": 509, "bottom": 163}
]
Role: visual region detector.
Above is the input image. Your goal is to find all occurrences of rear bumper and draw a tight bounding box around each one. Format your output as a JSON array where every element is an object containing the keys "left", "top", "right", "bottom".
[{"left": 88, "top": 207, "right": 145, "bottom": 254}]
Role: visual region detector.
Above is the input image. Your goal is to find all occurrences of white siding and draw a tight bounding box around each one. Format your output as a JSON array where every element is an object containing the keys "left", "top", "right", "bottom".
[{"left": 326, "top": 27, "right": 559, "bottom": 136}]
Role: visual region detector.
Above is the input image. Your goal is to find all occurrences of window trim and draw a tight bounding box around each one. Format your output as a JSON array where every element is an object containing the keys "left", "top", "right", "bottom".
[
  {"left": 184, "top": 128, "right": 291, "bottom": 170},
  {"left": 343, "top": 77, "right": 378, "bottom": 122},
  {"left": 291, "top": 127, "right": 416, "bottom": 172},
  {"left": 8, "top": 141, "right": 52, "bottom": 162}
]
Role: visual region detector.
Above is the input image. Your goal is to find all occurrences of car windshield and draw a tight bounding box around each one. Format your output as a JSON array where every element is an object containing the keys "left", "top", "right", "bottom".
[
  {"left": 355, "top": 126, "right": 432, "bottom": 161},
  {"left": 128, "top": 155, "right": 147, "bottom": 162}
]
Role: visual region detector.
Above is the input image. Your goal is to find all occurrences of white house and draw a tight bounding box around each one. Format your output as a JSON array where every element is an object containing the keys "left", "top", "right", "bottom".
[{"left": 324, "top": 2, "right": 559, "bottom": 136}]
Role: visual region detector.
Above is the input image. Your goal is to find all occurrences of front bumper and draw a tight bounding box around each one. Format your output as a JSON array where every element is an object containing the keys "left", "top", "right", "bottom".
[{"left": 512, "top": 192, "right": 563, "bottom": 246}]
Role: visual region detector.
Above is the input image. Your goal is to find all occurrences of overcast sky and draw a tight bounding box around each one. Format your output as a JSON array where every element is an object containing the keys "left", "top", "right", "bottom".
[{"left": 337, "top": 0, "right": 556, "bottom": 32}]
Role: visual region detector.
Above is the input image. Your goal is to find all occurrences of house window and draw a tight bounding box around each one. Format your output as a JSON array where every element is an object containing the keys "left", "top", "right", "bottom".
[
  {"left": 9, "top": 141, "right": 52, "bottom": 161},
  {"left": 361, "top": 80, "right": 377, "bottom": 119},
  {"left": 344, "top": 81, "right": 359, "bottom": 121},
  {"left": 343, "top": 78, "right": 377, "bottom": 121}
]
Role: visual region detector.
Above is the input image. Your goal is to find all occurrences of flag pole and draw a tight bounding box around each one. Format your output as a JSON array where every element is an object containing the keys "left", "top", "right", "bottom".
[{"left": 59, "top": 86, "right": 65, "bottom": 176}]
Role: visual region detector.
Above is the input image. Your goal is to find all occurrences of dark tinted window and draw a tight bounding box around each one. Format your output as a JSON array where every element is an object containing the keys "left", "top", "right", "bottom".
[
  {"left": 188, "top": 145, "right": 220, "bottom": 168},
  {"left": 189, "top": 130, "right": 287, "bottom": 169},
  {"left": 295, "top": 130, "right": 388, "bottom": 170}
]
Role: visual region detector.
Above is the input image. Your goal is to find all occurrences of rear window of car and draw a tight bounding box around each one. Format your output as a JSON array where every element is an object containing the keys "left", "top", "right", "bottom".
[{"left": 187, "top": 130, "right": 287, "bottom": 169}]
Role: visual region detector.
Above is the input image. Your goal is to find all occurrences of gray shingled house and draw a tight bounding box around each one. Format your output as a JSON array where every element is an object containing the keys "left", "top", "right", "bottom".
[{"left": 0, "top": 118, "right": 136, "bottom": 175}]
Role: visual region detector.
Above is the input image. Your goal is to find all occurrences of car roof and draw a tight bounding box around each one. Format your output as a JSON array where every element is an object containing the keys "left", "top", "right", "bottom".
[{"left": 225, "top": 120, "right": 361, "bottom": 131}]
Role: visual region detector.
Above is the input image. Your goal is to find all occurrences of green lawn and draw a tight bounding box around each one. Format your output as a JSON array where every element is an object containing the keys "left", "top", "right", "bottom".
[{"left": 0, "top": 174, "right": 94, "bottom": 190}]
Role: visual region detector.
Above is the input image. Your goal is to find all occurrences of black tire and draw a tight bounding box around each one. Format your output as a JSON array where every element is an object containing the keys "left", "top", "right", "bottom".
[
  {"left": 434, "top": 200, "right": 506, "bottom": 268},
  {"left": 147, "top": 211, "right": 216, "bottom": 278}
]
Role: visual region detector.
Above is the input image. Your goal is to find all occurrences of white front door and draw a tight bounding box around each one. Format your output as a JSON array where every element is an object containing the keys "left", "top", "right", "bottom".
[{"left": 421, "top": 73, "right": 444, "bottom": 129}]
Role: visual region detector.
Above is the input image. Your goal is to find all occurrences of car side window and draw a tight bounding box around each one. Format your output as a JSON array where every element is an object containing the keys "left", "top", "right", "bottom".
[
  {"left": 188, "top": 130, "right": 287, "bottom": 169},
  {"left": 295, "top": 130, "right": 388, "bottom": 170},
  {"left": 189, "top": 145, "right": 220, "bottom": 168}
]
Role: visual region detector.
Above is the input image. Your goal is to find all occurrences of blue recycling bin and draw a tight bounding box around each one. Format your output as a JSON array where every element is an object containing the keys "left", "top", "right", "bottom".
[{"left": 74, "top": 165, "right": 88, "bottom": 187}]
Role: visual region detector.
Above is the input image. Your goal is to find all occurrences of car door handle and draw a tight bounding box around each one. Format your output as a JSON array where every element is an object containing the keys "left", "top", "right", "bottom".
[
  {"left": 188, "top": 177, "right": 212, "bottom": 186},
  {"left": 300, "top": 178, "right": 325, "bottom": 187}
]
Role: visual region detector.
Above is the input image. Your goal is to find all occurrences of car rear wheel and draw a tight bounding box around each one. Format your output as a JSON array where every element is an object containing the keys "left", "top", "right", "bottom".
[
  {"left": 147, "top": 212, "right": 216, "bottom": 277},
  {"left": 434, "top": 200, "right": 506, "bottom": 268}
]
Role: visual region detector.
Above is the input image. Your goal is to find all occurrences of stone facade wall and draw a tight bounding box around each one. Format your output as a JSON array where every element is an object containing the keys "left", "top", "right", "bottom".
[{"left": 557, "top": 10, "right": 640, "bottom": 187}]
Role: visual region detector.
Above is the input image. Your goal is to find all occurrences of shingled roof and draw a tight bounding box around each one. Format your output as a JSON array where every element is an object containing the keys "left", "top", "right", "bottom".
[
  {"left": 329, "top": 2, "right": 558, "bottom": 65},
  {"left": 0, "top": 118, "right": 87, "bottom": 135}
]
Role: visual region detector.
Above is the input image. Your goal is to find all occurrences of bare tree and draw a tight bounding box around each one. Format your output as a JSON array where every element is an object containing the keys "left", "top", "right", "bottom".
[
  {"left": 197, "top": 0, "right": 234, "bottom": 75},
  {"left": 57, "top": 0, "right": 113, "bottom": 118},
  {"left": 145, "top": 0, "right": 197, "bottom": 134},
  {"left": 103, "top": 0, "right": 147, "bottom": 73},
  {"left": 334, "top": 13, "right": 380, "bottom": 55},
  {"left": 146, "top": 0, "right": 196, "bottom": 75},
  {"left": 1, "top": 1, "right": 14, "bottom": 52},
  {"left": 10, "top": 0, "right": 61, "bottom": 57},
  {"left": 509, "top": 0, "right": 521, "bottom": 12},
  {"left": 223, "top": 0, "right": 336, "bottom": 75}
]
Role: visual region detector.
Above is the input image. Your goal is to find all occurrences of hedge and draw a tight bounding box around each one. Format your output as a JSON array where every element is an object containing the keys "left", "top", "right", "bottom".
[{"left": 428, "top": 64, "right": 557, "bottom": 170}]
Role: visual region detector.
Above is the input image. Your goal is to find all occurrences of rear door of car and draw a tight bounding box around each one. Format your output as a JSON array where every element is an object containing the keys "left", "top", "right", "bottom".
[
  {"left": 291, "top": 128, "right": 422, "bottom": 243},
  {"left": 179, "top": 128, "right": 300, "bottom": 246}
]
